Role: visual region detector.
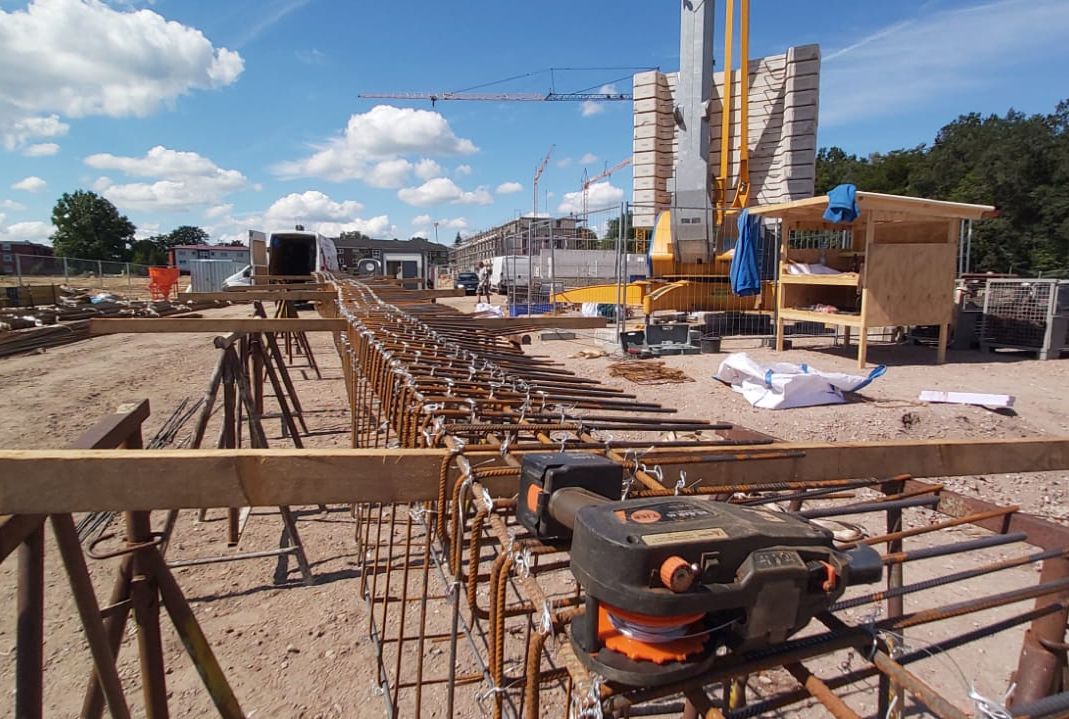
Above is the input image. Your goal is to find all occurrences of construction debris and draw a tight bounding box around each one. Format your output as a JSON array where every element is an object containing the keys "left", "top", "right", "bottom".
[
  {"left": 608, "top": 358, "right": 694, "bottom": 384},
  {"left": 0, "top": 285, "right": 218, "bottom": 357}
]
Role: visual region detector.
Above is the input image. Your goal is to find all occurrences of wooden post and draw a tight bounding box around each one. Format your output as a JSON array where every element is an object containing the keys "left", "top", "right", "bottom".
[{"left": 937, "top": 323, "right": 949, "bottom": 364}]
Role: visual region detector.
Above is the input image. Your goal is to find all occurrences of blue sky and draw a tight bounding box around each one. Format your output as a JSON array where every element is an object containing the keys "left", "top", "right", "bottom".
[{"left": 2, "top": 0, "right": 1068, "bottom": 249}]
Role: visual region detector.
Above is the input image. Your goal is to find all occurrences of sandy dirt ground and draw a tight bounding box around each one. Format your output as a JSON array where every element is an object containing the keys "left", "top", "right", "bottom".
[{"left": 0, "top": 297, "right": 1066, "bottom": 718}]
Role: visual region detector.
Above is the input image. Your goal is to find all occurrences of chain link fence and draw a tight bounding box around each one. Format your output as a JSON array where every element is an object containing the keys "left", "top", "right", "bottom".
[{"left": 0, "top": 253, "right": 156, "bottom": 297}]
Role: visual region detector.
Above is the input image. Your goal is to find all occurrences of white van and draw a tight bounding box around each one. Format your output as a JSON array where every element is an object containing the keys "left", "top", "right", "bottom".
[
  {"left": 268, "top": 230, "right": 339, "bottom": 276},
  {"left": 490, "top": 255, "right": 530, "bottom": 294}
]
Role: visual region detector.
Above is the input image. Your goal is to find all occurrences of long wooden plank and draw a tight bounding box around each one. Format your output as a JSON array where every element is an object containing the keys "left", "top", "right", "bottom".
[
  {"left": 178, "top": 290, "right": 334, "bottom": 302},
  {"left": 90, "top": 318, "right": 348, "bottom": 335},
  {"left": 439, "top": 316, "right": 609, "bottom": 330},
  {"left": 1, "top": 438, "right": 1067, "bottom": 513},
  {"left": 642, "top": 436, "right": 1069, "bottom": 486},
  {"left": 224, "top": 283, "right": 328, "bottom": 292},
  {"left": 374, "top": 288, "right": 466, "bottom": 300},
  {"left": 252, "top": 275, "right": 314, "bottom": 284}
]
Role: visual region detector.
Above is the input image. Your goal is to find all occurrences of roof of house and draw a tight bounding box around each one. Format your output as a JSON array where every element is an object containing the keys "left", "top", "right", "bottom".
[
  {"left": 332, "top": 236, "right": 448, "bottom": 252},
  {"left": 170, "top": 244, "right": 249, "bottom": 251}
]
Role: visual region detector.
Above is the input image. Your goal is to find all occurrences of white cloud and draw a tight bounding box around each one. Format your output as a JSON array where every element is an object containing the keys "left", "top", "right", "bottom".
[
  {"left": 366, "top": 158, "right": 414, "bottom": 188},
  {"left": 0, "top": 0, "right": 244, "bottom": 151},
  {"left": 439, "top": 217, "right": 468, "bottom": 229},
  {"left": 22, "top": 142, "right": 60, "bottom": 157},
  {"left": 580, "top": 152, "right": 598, "bottom": 165},
  {"left": 316, "top": 216, "right": 393, "bottom": 238},
  {"left": 12, "top": 176, "right": 47, "bottom": 193},
  {"left": 557, "top": 180, "right": 623, "bottom": 214},
  {"left": 411, "top": 214, "right": 432, "bottom": 226},
  {"left": 2, "top": 115, "right": 69, "bottom": 152},
  {"left": 0, "top": 219, "right": 53, "bottom": 244},
  {"left": 397, "top": 177, "right": 493, "bottom": 207},
  {"left": 455, "top": 186, "right": 493, "bottom": 206},
  {"left": 398, "top": 178, "right": 462, "bottom": 207},
  {"left": 203, "top": 203, "right": 233, "bottom": 219},
  {"left": 0, "top": 199, "right": 27, "bottom": 210},
  {"left": 265, "top": 190, "right": 364, "bottom": 223},
  {"left": 454, "top": 163, "right": 473, "bottom": 177},
  {"left": 496, "top": 181, "right": 523, "bottom": 195},
  {"left": 580, "top": 84, "right": 616, "bottom": 117},
  {"left": 249, "top": 190, "right": 391, "bottom": 238},
  {"left": 556, "top": 157, "right": 573, "bottom": 168},
  {"left": 414, "top": 158, "right": 443, "bottom": 180},
  {"left": 411, "top": 229, "right": 428, "bottom": 239},
  {"left": 822, "top": 0, "right": 1069, "bottom": 126},
  {"left": 85, "top": 145, "right": 247, "bottom": 211},
  {"left": 273, "top": 105, "right": 478, "bottom": 184}
]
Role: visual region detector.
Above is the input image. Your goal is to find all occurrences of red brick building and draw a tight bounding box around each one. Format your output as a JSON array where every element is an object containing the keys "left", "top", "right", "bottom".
[{"left": 0, "top": 241, "right": 53, "bottom": 275}]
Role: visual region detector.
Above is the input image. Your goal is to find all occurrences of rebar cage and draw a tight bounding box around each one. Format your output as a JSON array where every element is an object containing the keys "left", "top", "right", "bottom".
[{"left": 323, "top": 275, "right": 1069, "bottom": 719}]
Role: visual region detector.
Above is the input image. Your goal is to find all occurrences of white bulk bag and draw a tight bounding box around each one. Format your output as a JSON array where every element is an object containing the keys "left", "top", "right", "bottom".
[{"left": 715, "top": 352, "right": 885, "bottom": 409}]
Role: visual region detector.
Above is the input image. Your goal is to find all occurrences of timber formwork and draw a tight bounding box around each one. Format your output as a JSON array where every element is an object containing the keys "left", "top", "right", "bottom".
[{"left": 321, "top": 275, "right": 1069, "bottom": 718}]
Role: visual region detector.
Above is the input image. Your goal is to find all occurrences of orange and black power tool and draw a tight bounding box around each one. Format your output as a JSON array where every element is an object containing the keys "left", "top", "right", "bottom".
[{"left": 518, "top": 453, "right": 883, "bottom": 687}]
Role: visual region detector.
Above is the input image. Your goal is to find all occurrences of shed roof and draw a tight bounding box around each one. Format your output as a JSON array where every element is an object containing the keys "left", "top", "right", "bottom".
[{"left": 746, "top": 191, "right": 995, "bottom": 223}]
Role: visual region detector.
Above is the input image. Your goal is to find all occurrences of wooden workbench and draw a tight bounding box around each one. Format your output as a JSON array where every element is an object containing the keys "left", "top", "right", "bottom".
[{"left": 748, "top": 192, "right": 995, "bottom": 367}]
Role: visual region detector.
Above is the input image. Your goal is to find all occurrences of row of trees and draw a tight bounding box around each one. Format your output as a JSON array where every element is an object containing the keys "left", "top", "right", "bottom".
[
  {"left": 49, "top": 190, "right": 237, "bottom": 265},
  {"left": 815, "top": 100, "right": 1069, "bottom": 276}
]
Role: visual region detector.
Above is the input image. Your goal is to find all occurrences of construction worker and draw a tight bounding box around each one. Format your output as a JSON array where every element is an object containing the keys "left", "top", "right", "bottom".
[{"left": 477, "top": 261, "right": 491, "bottom": 304}]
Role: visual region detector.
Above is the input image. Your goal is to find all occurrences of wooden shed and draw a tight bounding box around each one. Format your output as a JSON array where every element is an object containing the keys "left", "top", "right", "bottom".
[{"left": 747, "top": 192, "right": 995, "bottom": 367}]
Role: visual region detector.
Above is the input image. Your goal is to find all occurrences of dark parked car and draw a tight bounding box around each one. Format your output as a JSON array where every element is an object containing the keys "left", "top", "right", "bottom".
[{"left": 456, "top": 272, "right": 479, "bottom": 295}]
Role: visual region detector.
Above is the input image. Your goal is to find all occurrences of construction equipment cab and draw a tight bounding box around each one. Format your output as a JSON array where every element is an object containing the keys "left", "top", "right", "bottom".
[{"left": 268, "top": 227, "right": 339, "bottom": 277}]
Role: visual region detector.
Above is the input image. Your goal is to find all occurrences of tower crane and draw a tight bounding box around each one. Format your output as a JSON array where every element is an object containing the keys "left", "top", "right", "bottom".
[
  {"left": 532, "top": 145, "right": 554, "bottom": 218},
  {"left": 358, "top": 90, "right": 631, "bottom": 106},
  {"left": 580, "top": 158, "right": 632, "bottom": 218},
  {"left": 359, "top": 67, "right": 653, "bottom": 106}
]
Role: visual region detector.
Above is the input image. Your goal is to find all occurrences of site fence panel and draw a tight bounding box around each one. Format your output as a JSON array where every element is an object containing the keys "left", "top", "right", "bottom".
[{"left": 4, "top": 253, "right": 155, "bottom": 297}]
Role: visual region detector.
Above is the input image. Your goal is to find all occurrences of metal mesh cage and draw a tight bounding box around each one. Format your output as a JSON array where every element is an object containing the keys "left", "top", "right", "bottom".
[{"left": 980, "top": 278, "right": 1069, "bottom": 358}]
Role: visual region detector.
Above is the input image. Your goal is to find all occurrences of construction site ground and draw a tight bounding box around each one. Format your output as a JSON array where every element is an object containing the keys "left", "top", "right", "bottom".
[{"left": 0, "top": 299, "right": 1066, "bottom": 717}]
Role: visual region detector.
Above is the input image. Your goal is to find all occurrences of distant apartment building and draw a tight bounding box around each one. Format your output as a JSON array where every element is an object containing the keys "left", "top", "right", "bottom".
[
  {"left": 448, "top": 216, "right": 595, "bottom": 271},
  {"left": 169, "top": 245, "right": 250, "bottom": 274},
  {"left": 0, "top": 241, "right": 53, "bottom": 275},
  {"left": 333, "top": 236, "right": 449, "bottom": 280}
]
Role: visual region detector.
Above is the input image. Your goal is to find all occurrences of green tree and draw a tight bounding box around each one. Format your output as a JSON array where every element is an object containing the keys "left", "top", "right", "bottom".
[
  {"left": 454, "top": 231, "right": 462, "bottom": 245},
  {"left": 162, "top": 225, "right": 209, "bottom": 248},
  {"left": 814, "top": 100, "right": 1069, "bottom": 275},
  {"left": 129, "top": 237, "right": 168, "bottom": 266},
  {"left": 50, "top": 190, "right": 136, "bottom": 261},
  {"left": 339, "top": 230, "right": 370, "bottom": 242}
]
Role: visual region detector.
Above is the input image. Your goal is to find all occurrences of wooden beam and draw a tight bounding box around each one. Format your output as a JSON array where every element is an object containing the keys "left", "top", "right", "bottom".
[
  {"left": 90, "top": 318, "right": 348, "bottom": 335},
  {"left": 0, "top": 449, "right": 499, "bottom": 513},
  {"left": 374, "top": 288, "right": 466, "bottom": 300},
  {"left": 177, "top": 290, "right": 334, "bottom": 302},
  {"left": 1, "top": 438, "right": 1067, "bottom": 513},
  {"left": 436, "top": 316, "right": 609, "bottom": 330},
  {"left": 224, "top": 283, "right": 327, "bottom": 292},
  {"left": 252, "top": 275, "right": 315, "bottom": 284},
  {"left": 641, "top": 437, "right": 1069, "bottom": 486}
]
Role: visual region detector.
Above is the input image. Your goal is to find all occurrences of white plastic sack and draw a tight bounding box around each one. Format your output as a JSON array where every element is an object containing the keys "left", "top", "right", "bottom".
[
  {"left": 581, "top": 302, "right": 600, "bottom": 317},
  {"left": 474, "top": 302, "right": 504, "bottom": 317},
  {"left": 715, "top": 352, "right": 885, "bottom": 409}
]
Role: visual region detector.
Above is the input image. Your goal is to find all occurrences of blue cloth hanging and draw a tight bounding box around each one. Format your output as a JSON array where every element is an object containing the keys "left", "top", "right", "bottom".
[
  {"left": 730, "top": 209, "right": 761, "bottom": 296},
  {"left": 823, "top": 183, "right": 860, "bottom": 223}
]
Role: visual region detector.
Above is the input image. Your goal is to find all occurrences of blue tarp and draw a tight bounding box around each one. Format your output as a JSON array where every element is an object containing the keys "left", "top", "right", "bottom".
[
  {"left": 730, "top": 209, "right": 761, "bottom": 296},
  {"left": 823, "top": 183, "right": 860, "bottom": 223}
]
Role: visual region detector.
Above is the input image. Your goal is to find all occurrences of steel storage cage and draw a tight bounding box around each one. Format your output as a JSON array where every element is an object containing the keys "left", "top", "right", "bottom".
[{"left": 980, "top": 278, "right": 1069, "bottom": 359}]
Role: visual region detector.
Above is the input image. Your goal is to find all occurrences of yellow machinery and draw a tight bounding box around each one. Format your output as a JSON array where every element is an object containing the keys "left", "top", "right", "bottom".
[{"left": 553, "top": 0, "right": 775, "bottom": 320}]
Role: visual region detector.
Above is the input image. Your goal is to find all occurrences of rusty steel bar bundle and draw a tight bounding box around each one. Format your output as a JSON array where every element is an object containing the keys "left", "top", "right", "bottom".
[{"left": 322, "top": 275, "right": 1069, "bottom": 719}]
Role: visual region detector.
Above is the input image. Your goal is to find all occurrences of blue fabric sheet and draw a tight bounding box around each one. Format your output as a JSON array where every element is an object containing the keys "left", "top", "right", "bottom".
[
  {"left": 730, "top": 209, "right": 762, "bottom": 296},
  {"left": 823, "top": 183, "right": 860, "bottom": 223}
]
